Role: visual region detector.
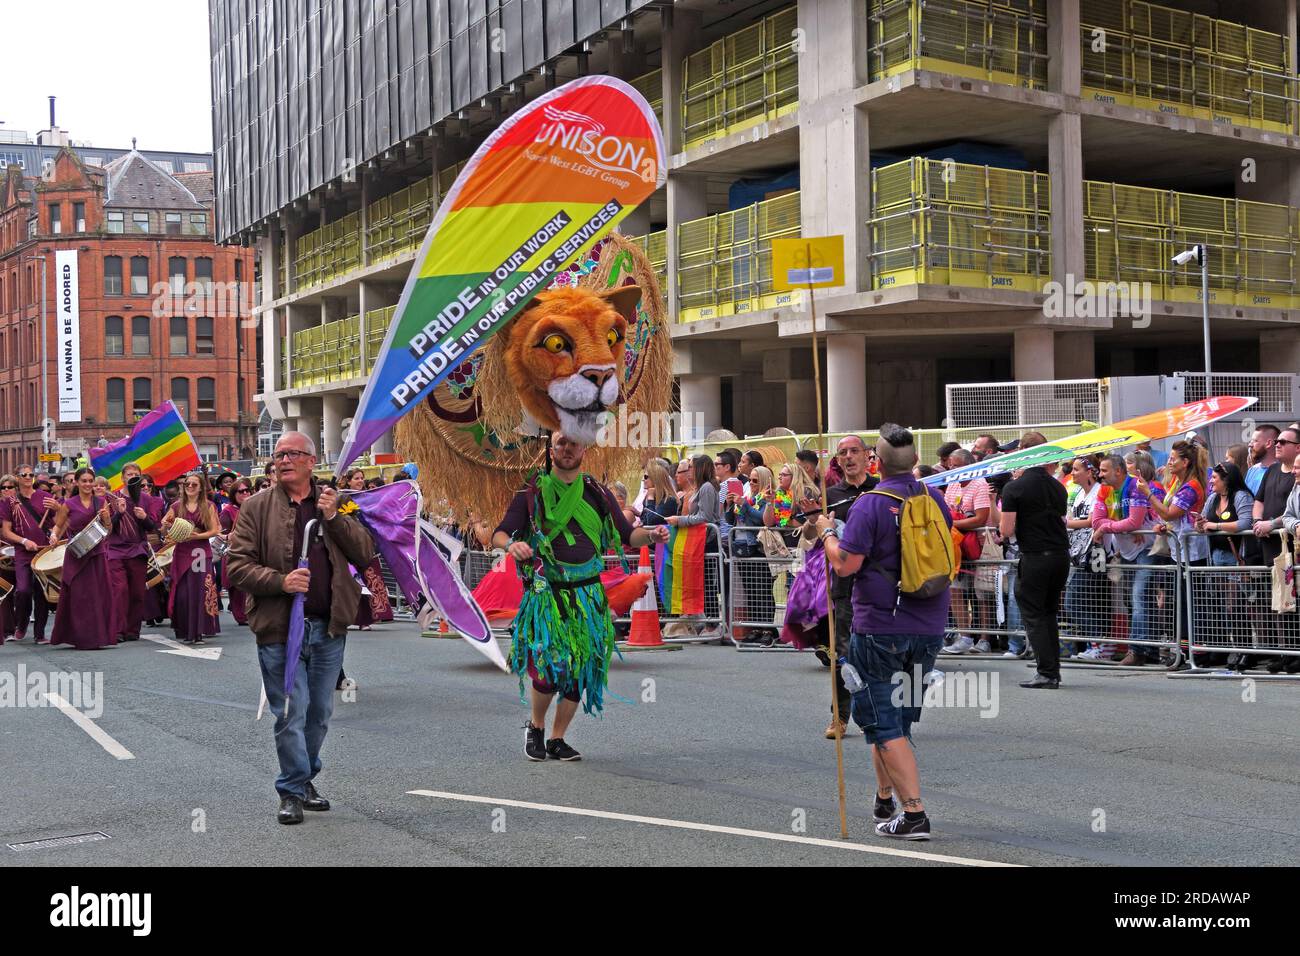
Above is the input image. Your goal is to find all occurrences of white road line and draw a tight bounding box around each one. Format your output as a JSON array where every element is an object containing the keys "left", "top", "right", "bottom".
[
  {"left": 408, "top": 789, "right": 1019, "bottom": 867},
  {"left": 42, "top": 693, "right": 135, "bottom": 761}
]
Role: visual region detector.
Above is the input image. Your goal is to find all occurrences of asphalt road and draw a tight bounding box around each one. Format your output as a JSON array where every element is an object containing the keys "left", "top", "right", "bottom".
[{"left": 1, "top": 614, "right": 1297, "bottom": 867}]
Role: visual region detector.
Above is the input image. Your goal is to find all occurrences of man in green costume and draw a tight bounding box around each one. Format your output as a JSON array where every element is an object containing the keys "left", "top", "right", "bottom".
[{"left": 493, "top": 432, "right": 668, "bottom": 761}]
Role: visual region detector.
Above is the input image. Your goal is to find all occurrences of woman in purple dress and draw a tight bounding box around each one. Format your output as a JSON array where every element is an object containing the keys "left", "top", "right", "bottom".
[
  {"left": 343, "top": 468, "right": 393, "bottom": 630},
  {"left": 0, "top": 475, "right": 18, "bottom": 641},
  {"left": 49, "top": 468, "right": 117, "bottom": 650},
  {"left": 218, "top": 479, "right": 252, "bottom": 626},
  {"left": 162, "top": 471, "right": 222, "bottom": 645}
]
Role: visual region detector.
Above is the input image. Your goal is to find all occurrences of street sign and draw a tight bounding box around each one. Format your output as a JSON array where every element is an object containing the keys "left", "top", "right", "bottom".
[
  {"left": 771, "top": 236, "right": 845, "bottom": 292},
  {"left": 38, "top": 453, "right": 62, "bottom": 463}
]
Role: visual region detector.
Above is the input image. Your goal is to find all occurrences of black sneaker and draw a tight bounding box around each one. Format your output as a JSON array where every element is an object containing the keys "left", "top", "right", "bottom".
[
  {"left": 875, "top": 812, "right": 931, "bottom": 841},
  {"left": 524, "top": 722, "right": 546, "bottom": 761},
  {"left": 546, "top": 738, "right": 582, "bottom": 761},
  {"left": 873, "top": 794, "right": 897, "bottom": 823}
]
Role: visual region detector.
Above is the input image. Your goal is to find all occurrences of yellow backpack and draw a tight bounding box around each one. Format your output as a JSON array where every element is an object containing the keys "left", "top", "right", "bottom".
[{"left": 866, "top": 488, "right": 958, "bottom": 599}]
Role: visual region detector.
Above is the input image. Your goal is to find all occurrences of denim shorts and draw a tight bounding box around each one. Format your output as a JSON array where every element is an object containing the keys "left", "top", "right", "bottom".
[{"left": 847, "top": 631, "right": 944, "bottom": 745}]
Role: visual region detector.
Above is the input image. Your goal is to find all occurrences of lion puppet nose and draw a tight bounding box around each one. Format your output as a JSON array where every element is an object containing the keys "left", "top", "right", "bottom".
[{"left": 580, "top": 367, "right": 614, "bottom": 389}]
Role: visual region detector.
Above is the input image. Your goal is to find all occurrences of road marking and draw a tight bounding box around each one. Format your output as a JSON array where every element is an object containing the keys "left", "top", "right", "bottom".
[
  {"left": 141, "top": 634, "right": 222, "bottom": 661},
  {"left": 408, "top": 789, "right": 1019, "bottom": 866},
  {"left": 42, "top": 693, "right": 134, "bottom": 761}
]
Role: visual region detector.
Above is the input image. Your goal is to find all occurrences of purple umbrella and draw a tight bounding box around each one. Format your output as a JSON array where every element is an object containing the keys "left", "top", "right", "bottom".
[{"left": 283, "top": 518, "right": 319, "bottom": 715}]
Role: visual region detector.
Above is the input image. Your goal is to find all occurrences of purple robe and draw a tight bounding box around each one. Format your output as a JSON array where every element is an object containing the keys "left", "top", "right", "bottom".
[
  {"left": 168, "top": 503, "right": 221, "bottom": 642},
  {"left": 218, "top": 503, "right": 246, "bottom": 625},
  {"left": 50, "top": 495, "right": 117, "bottom": 650},
  {"left": 781, "top": 543, "right": 828, "bottom": 650}
]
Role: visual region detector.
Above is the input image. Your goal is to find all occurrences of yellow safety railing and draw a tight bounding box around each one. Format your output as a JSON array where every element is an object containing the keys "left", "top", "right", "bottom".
[
  {"left": 290, "top": 314, "right": 363, "bottom": 387},
  {"left": 681, "top": 5, "right": 800, "bottom": 149},
  {"left": 288, "top": 212, "right": 361, "bottom": 293},
  {"left": 1081, "top": 0, "right": 1297, "bottom": 133},
  {"left": 363, "top": 306, "right": 396, "bottom": 375},
  {"left": 366, "top": 175, "right": 436, "bottom": 266},
  {"left": 625, "top": 229, "right": 668, "bottom": 300},
  {"left": 629, "top": 69, "right": 664, "bottom": 124},
  {"left": 675, "top": 192, "right": 801, "bottom": 322},
  {"left": 868, "top": 0, "right": 1049, "bottom": 89}
]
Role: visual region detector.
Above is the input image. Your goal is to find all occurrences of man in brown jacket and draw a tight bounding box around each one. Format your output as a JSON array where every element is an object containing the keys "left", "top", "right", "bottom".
[{"left": 227, "top": 431, "right": 375, "bottom": 825}]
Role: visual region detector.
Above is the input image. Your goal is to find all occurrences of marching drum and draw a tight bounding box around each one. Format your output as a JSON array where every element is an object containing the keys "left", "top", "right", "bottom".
[
  {"left": 32, "top": 544, "right": 67, "bottom": 604},
  {"left": 165, "top": 517, "right": 195, "bottom": 544},
  {"left": 67, "top": 517, "right": 110, "bottom": 559},
  {"left": 0, "top": 575, "right": 11, "bottom": 604},
  {"left": 147, "top": 544, "right": 176, "bottom": 589},
  {"left": 0, "top": 545, "right": 13, "bottom": 572}
]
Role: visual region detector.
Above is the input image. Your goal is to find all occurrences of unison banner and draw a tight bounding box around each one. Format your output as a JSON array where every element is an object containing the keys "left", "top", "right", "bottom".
[
  {"left": 924, "top": 396, "right": 1258, "bottom": 487},
  {"left": 337, "top": 75, "right": 665, "bottom": 471},
  {"left": 55, "top": 249, "right": 81, "bottom": 422}
]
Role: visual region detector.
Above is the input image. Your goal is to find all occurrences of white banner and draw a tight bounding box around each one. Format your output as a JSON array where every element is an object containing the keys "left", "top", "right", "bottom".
[{"left": 55, "top": 249, "right": 81, "bottom": 422}]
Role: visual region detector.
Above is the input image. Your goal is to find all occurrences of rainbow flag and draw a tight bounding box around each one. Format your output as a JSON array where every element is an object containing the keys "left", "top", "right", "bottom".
[
  {"left": 654, "top": 525, "right": 707, "bottom": 616},
  {"left": 88, "top": 400, "right": 201, "bottom": 490},
  {"left": 337, "top": 75, "right": 664, "bottom": 471}
]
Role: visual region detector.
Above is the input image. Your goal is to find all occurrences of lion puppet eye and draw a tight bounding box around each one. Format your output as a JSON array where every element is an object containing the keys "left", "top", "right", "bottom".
[
  {"left": 606, "top": 327, "right": 622, "bottom": 348},
  {"left": 539, "top": 333, "right": 570, "bottom": 354}
]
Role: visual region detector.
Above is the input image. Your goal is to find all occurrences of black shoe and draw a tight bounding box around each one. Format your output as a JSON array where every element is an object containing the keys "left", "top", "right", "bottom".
[
  {"left": 303, "top": 782, "right": 330, "bottom": 812},
  {"left": 1019, "top": 673, "right": 1060, "bottom": 689},
  {"left": 873, "top": 794, "right": 897, "bottom": 823},
  {"left": 277, "top": 795, "right": 304, "bottom": 825},
  {"left": 813, "top": 646, "right": 831, "bottom": 667},
  {"left": 524, "top": 722, "right": 547, "bottom": 761},
  {"left": 1285, "top": 658, "right": 1300, "bottom": 675},
  {"left": 546, "top": 738, "right": 582, "bottom": 761},
  {"left": 875, "top": 812, "right": 931, "bottom": 841},
  {"left": 1266, "top": 658, "right": 1285, "bottom": 674}
]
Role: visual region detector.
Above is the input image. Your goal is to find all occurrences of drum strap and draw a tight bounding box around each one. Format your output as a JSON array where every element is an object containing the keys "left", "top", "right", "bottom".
[{"left": 18, "top": 494, "right": 48, "bottom": 531}]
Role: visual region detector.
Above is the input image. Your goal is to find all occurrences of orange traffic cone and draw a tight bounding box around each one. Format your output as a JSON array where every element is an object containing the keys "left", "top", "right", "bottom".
[{"left": 626, "top": 546, "right": 668, "bottom": 649}]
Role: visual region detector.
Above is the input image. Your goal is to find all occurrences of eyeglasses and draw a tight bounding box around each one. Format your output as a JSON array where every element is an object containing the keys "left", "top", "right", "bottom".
[
  {"left": 17, "top": 472, "right": 33, "bottom": 478},
  {"left": 185, "top": 482, "right": 201, "bottom": 489},
  {"left": 1278, "top": 439, "right": 1299, "bottom": 446},
  {"left": 272, "top": 449, "right": 313, "bottom": 461},
  {"left": 1, "top": 484, "right": 15, "bottom": 490},
  {"left": 236, "top": 488, "right": 252, "bottom": 495}
]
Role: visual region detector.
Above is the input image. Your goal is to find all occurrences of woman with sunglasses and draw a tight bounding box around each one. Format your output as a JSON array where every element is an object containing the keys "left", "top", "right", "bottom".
[
  {"left": 1, "top": 465, "right": 59, "bottom": 643},
  {"left": 219, "top": 480, "right": 255, "bottom": 626},
  {"left": 730, "top": 466, "right": 777, "bottom": 643},
  {"left": 162, "top": 471, "right": 222, "bottom": 645},
  {"left": 0, "top": 475, "right": 18, "bottom": 642},
  {"left": 49, "top": 468, "right": 117, "bottom": 650},
  {"left": 638, "top": 461, "right": 677, "bottom": 527}
]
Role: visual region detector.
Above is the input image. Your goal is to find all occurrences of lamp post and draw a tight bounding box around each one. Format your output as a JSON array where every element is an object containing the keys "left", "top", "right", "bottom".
[
  {"left": 1172, "top": 245, "right": 1210, "bottom": 395},
  {"left": 24, "top": 254, "right": 49, "bottom": 458}
]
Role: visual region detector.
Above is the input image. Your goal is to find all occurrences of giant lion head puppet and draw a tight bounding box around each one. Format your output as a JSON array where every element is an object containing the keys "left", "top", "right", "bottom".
[{"left": 396, "top": 234, "right": 673, "bottom": 520}]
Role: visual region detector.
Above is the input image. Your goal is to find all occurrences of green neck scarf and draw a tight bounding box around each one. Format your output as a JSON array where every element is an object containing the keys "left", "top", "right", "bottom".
[{"left": 537, "top": 472, "right": 603, "bottom": 551}]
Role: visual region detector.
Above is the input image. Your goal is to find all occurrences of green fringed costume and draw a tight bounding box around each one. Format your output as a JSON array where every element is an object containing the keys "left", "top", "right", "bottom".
[{"left": 507, "top": 472, "right": 628, "bottom": 715}]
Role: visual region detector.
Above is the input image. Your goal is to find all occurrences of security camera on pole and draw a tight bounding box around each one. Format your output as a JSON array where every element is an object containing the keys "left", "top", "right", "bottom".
[{"left": 1172, "top": 244, "right": 1211, "bottom": 394}]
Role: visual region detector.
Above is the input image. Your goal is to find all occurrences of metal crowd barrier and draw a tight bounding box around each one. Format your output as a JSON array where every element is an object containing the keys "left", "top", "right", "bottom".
[{"left": 727, "top": 526, "right": 806, "bottom": 651}]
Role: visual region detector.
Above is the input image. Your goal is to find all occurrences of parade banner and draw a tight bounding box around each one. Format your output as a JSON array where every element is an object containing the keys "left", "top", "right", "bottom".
[
  {"left": 88, "top": 400, "right": 202, "bottom": 490},
  {"left": 55, "top": 249, "right": 82, "bottom": 422},
  {"left": 337, "top": 75, "right": 666, "bottom": 471},
  {"left": 924, "top": 396, "right": 1258, "bottom": 487},
  {"left": 655, "top": 525, "right": 707, "bottom": 615}
]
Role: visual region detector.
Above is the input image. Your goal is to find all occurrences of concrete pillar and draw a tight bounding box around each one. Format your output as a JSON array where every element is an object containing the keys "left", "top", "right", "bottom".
[
  {"left": 607, "top": 30, "right": 647, "bottom": 81},
  {"left": 1047, "top": 0, "right": 1081, "bottom": 96},
  {"left": 618, "top": 202, "right": 653, "bottom": 237},
  {"left": 283, "top": 212, "right": 300, "bottom": 292},
  {"left": 666, "top": 173, "right": 709, "bottom": 319},
  {"left": 1048, "top": 112, "right": 1085, "bottom": 289},
  {"left": 284, "top": 303, "right": 316, "bottom": 389},
  {"left": 827, "top": 333, "right": 867, "bottom": 432},
  {"left": 785, "top": 379, "right": 817, "bottom": 434},
  {"left": 798, "top": 0, "right": 871, "bottom": 293},
  {"left": 322, "top": 392, "right": 348, "bottom": 464},
  {"left": 296, "top": 410, "right": 322, "bottom": 455},
  {"left": 1015, "top": 327, "right": 1056, "bottom": 381},
  {"left": 373, "top": 430, "right": 395, "bottom": 455},
  {"left": 262, "top": 220, "right": 280, "bottom": 304},
  {"left": 1260, "top": 328, "right": 1300, "bottom": 372},
  {"left": 678, "top": 374, "right": 722, "bottom": 441},
  {"left": 660, "top": 5, "right": 705, "bottom": 156},
  {"left": 1055, "top": 330, "right": 1095, "bottom": 379}
]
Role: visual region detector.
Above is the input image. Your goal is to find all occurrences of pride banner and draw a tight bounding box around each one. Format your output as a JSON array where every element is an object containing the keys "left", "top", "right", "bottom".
[
  {"left": 88, "top": 400, "right": 202, "bottom": 490},
  {"left": 654, "top": 525, "right": 707, "bottom": 616},
  {"left": 337, "top": 75, "right": 665, "bottom": 471},
  {"left": 925, "top": 396, "right": 1257, "bottom": 487}
]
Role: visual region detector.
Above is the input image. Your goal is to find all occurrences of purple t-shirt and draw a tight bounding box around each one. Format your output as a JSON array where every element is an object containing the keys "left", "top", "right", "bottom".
[{"left": 836, "top": 474, "right": 953, "bottom": 636}]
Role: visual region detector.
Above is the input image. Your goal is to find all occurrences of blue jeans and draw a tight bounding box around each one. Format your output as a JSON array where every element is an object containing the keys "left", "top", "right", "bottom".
[
  {"left": 847, "top": 632, "right": 944, "bottom": 746},
  {"left": 1128, "top": 552, "right": 1162, "bottom": 659},
  {"left": 1005, "top": 567, "right": 1025, "bottom": 653},
  {"left": 257, "top": 617, "right": 347, "bottom": 798},
  {"left": 1064, "top": 564, "right": 1107, "bottom": 643}
]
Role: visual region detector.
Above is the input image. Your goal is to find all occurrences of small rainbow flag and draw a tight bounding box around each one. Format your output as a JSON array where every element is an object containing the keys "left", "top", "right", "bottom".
[
  {"left": 654, "top": 525, "right": 707, "bottom": 616},
  {"left": 88, "top": 400, "right": 201, "bottom": 491}
]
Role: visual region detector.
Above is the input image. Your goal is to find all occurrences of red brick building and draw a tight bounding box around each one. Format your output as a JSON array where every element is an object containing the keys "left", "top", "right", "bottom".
[{"left": 0, "top": 147, "right": 257, "bottom": 475}]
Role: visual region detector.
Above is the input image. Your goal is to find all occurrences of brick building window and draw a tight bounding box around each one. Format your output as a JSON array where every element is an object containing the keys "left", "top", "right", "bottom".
[
  {"left": 130, "top": 316, "right": 150, "bottom": 355},
  {"left": 190, "top": 212, "right": 207, "bottom": 234},
  {"left": 195, "top": 257, "right": 213, "bottom": 293},
  {"left": 130, "top": 257, "right": 149, "bottom": 295},
  {"left": 169, "top": 316, "right": 187, "bottom": 355},
  {"left": 49, "top": 203, "right": 61, "bottom": 234},
  {"left": 104, "top": 256, "right": 123, "bottom": 295},
  {"left": 165, "top": 213, "right": 182, "bottom": 235},
  {"left": 133, "top": 378, "right": 152, "bottom": 418},
  {"left": 105, "top": 316, "right": 124, "bottom": 355},
  {"left": 74, "top": 202, "right": 86, "bottom": 232},
  {"left": 106, "top": 378, "right": 125, "bottom": 423},
  {"left": 0, "top": 330, "right": 5, "bottom": 368},
  {"left": 197, "top": 377, "right": 216, "bottom": 422},
  {"left": 132, "top": 212, "right": 149, "bottom": 233},
  {"left": 171, "top": 377, "right": 189, "bottom": 419},
  {"left": 169, "top": 257, "right": 186, "bottom": 295},
  {"left": 196, "top": 317, "right": 214, "bottom": 355},
  {"left": 107, "top": 211, "right": 124, "bottom": 233}
]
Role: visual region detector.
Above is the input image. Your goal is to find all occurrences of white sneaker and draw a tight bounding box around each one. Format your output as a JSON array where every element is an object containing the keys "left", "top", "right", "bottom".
[
  {"left": 941, "top": 636, "right": 974, "bottom": 655},
  {"left": 1002, "top": 650, "right": 1019, "bottom": 658},
  {"left": 923, "top": 669, "right": 944, "bottom": 688},
  {"left": 1077, "top": 646, "right": 1103, "bottom": 661},
  {"left": 973, "top": 639, "right": 992, "bottom": 655}
]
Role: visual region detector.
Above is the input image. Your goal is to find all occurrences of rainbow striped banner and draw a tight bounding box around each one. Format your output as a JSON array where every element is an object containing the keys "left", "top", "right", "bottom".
[
  {"left": 337, "top": 75, "right": 665, "bottom": 471},
  {"left": 654, "top": 525, "right": 707, "bottom": 616},
  {"left": 88, "top": 400, "right": 201, "bottom": 490}
]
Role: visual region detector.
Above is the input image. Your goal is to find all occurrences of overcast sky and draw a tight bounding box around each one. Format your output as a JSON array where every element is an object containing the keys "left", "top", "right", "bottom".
[{"left": 1, "top": 0, "right": 214, "bottom": 154}]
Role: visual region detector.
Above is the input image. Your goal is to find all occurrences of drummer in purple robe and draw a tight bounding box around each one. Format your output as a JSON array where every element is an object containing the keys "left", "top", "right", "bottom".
[
  {"left": 0, "top": 463, "right": 58, "bottom": 644},
  {"left": 107, "top": 462, "right": 165, "bottom": 642},
  {"left": 49, "top": 468, "right": 117, "bottom": 650},
  {"left": 218, "top": 478, "right": 253, "bottom": 626},
  {"left": 162, "top": 471, "right": 222, "bottom": 645},
  {"left": 342, "top": 469, "right": 393, "bottom": 630}
]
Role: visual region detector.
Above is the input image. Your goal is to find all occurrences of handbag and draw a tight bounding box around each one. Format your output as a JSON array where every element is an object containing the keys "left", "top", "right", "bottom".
[
  {"left": 974, "top": 530, "right": 1002, "bottom": 594},
  {"left": 1148, "top": 531, "right": 1172, "bottom": 559},
  {"left": 959, "top": 528, "right": 983, "bottom": 562},
  {"left": 1270, "top": 531, "right": 1296, "bottom": 613}
]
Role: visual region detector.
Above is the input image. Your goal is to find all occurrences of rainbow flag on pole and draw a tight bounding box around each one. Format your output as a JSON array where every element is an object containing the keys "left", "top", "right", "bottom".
[
  {"left": 654, "top": 525, "right": 707, "bottom": 616},
  {"left": 88, "top": 400, "right": 202, "bottom": 491}
]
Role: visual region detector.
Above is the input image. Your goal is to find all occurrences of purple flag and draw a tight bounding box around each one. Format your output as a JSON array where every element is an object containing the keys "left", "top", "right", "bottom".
[{"left": 349, "top": 481, "right": 504, "bottom": 670}]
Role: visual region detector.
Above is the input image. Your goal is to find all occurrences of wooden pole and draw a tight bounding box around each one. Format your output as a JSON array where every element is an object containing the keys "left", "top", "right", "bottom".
[{"left": 805, "top": 252, "right": 850, "bottom": 841}]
